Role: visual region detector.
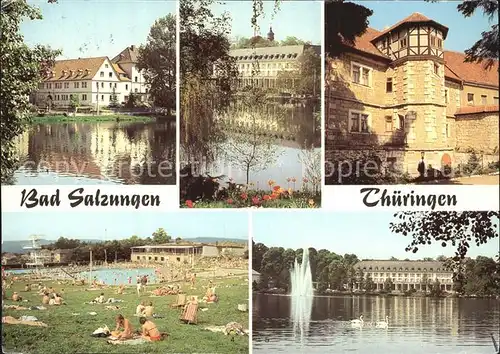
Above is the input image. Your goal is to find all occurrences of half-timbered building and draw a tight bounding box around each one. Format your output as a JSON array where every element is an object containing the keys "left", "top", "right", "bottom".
[{"left": 325, "top": 13, "right": 499, "bottom": 178}]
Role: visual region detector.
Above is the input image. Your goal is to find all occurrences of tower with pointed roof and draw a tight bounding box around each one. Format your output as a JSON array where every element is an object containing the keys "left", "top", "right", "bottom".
[{"left": 368, "top": 12, "right": 450, "bottom": 169}]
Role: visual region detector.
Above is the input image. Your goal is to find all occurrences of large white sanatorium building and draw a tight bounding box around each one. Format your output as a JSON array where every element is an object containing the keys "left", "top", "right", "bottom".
[{"left": 33, "top": 45, "right": 148, "bottom": 108}]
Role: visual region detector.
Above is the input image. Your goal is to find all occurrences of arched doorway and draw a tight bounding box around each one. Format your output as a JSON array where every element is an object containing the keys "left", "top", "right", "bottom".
[{"left": 441, "top": 153, "right": 452, "bottom": 176}]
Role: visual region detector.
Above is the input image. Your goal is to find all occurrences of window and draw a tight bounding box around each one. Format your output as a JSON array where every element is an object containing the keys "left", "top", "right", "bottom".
[
  {"left": 100, "top": 71, "right": 104, "bottom": 77},
  {"left": 386, "top": 78, "right": 393, "bottom": 93},
  {"left": 161, "top": 257, "right": 164, "bottom": 261},
  {"left": 385, "top": 116, "right": 393, "bottom": 132},
  {"left": 351, "top": 62, "right": 372, "bottom": 86},
  {"left": 109, "top": 83, "right": 112, "bottom": 88},
  {"left": 481, "top": 95, "right": 487, "bottom": 105},
  {"left": 105, "top": 64, "right": 109, "bottom": 68},
  {"left": 434, "top": 64, "right": 439, "bottom": 75},
  {"left": 349, "top": 110, "right": 370, "bottom": 133},
  {"left": 134, "top": 88, "right": 138, "bottom": 93},
  {"left": 101, "top": 94, "right": 104, "bottom": 100},
  {"left": 445, "top": 123, "right": 450, "bottom": 138},
  {"left": 64, "top": 82, "right": 69, "bottom": 88},
  {"left": 55, "top": 83, "right": 62, "bottom": 89},
  {"left": 398, "top": 115, "right": 405, "bottom": 130},
  {"left": 400, "top": 36, "right": 407, "bottom": 48},
  {"left": 109, "top": 72, "right": 112, "bottom": 78},
  {"left": 82, "top": 94, "right": 87, "bottom": 101},
  {"left": 125, "top": 84, "right": 128, "bottom": 90},
  {"left": 101, "top": 82, "right": 104, "bottom": 88},
  {"left": 114, "top": 83, "right": 117, "bottom": 88},
  {"left": 154, "top": 257, "right": 158, "bottom": 261},
  {"left": 467, "top": 93, "right": 474, "bottom": 105},
  {"left": 47, "top": 83, "right": 52, "bottom": 89},
  {"left": 74, "top": 82, "right": 79, "bottom": 89},
  {"left": 494, "top": 97, "right": 499, "bottom": 104},
  {"left": 445, "top": 89, "right": 448, "bottom": 103},
  {"left": 437, "top": 39, "right": 442, "bottom": 48},
  {"left": 430, "top": 35, "right": 436, "bottom": 47},
  {"left": 38, "top": 83, "right": 44, "bottom": 89},
  {"left": 82, "top": 82, "right": 87, "bottom": 88},
  {"left": 134, "top": 76, "right": 138, "bottom": 82}
]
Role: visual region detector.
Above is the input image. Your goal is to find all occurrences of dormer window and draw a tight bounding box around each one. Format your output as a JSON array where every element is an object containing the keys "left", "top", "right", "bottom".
[{"left": 100, "top": 71, "right": 104, "bottom": 77}]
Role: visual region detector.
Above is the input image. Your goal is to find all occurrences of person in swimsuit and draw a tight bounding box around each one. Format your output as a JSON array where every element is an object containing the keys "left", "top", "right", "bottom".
[
  {"left": 113, "top": 314, "right": 133, "bottom": 340},
  {"left": 139, "top": 317, "right": 162, "bottom": 341}
]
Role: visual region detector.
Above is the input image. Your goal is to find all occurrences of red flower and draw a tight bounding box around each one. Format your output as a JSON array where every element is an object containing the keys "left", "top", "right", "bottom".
[
  {"left": 273, "top": 185, "right": 281, "bottom": 192},
  {"left": 262, "top": 195, "right": 271, "bottom": 201},
  {"left": 185, "top": 200, "right": 193, "bottom": 208},
  {"left": 252, "top": 196, "right": 260, "bottom": 205},
  {"left": 240, "top": 192, "right": 248, "bottom": 200},
  {"left": 227, "top": 198, "right": 233, "bottom": 204}
]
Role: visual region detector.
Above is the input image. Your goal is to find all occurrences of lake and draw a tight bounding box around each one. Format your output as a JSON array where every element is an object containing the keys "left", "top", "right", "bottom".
[
  {"left": 253, "top": 293, "right": 500, "bottom": 353},
  {"left": 181, "top": 101, "right": 321, "bottom": 190},
  {"left": 8, "top": 120, "right": 176, "bottom": 185}
]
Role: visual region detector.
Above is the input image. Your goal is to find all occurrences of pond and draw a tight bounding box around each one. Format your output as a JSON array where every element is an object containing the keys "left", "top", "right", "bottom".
[
  {"left": 8, "top": 120, "right": 176, "bottom": 185},
  {"left": 253, "top": 293, "right": 500, "bottom": 353},
  {"left": 181, "top": 101, "right": 321, "bottom": 190}
]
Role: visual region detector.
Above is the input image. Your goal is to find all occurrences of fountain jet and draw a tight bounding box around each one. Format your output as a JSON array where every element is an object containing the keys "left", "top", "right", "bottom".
[{"left": 290, "top": 248, "right": 313, "bottom": 343}]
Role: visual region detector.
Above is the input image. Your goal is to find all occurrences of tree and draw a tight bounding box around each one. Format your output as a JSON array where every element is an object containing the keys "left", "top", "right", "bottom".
[
  {"left": 420, "top": 274, "right": 431, "bottom": 293},
  {"left": 180, "top": 0, "right": 239, "bottom": 162},
  {"left": 252, "top": 241, "right": 269, "bottom": 273},
  {"left": 390, "top": 212, "right": 499, "bottom": 262},
  {"left": 430, "top": 279, "right": 443, "bottom": 297},
  {"left": 364, "top": 275, "right": 375, "bottom": 291},
  {"left": 137, "top": 14, "right": 176, "bottom": 113},
  {"left": 325, "top": 0, "right": 373, "bottom": 57},
  {"left": 109, "top": 87, "right": 118, "bottom": 107},
  {"left": 383, "top": 277, "right": 394, "bottom": 292},
  {"left": 125, "top": 92, "right": 137, "bottom": 108},
  {"left": 1, "top": 0, "right": 60, "bottom": 183},
  {"left": 69, "top": 94, "right": 79, "bottom": 114},
  {"left": 222, "top": 87, "right": 282, "bottom": 184},
  {"left": 280, "top": 36, "right": 311, "bottom": 46},
  {"left": 231, "top": 36, "right": 274, "bottom": 49},
  {"left": 151, "top": 228, "right": 170, "bottom": 244}
]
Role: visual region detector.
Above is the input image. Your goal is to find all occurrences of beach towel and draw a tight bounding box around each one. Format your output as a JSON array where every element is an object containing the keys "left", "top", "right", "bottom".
[
  {"left": 107, "top": 335, "right": 147, "bottom": 345},
  {"left": 2, "top": 316, "right": 48, "bottom": 327}
]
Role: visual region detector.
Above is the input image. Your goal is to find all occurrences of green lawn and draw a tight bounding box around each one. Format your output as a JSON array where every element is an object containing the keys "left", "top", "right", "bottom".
[
  {"left": 31, "top": 115, "right": 155, "bottom": 123},
  {"left": 2, "top": 277, "right": 249, "bottom": 354}
]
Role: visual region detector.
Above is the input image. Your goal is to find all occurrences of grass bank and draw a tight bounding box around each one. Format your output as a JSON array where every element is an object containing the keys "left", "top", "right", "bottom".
[
  {"left": 2, "top": 277, "right": 249, "bottom": 354},
  {"left": 31, "top": 115, "right": 155, "bottom": 123}
]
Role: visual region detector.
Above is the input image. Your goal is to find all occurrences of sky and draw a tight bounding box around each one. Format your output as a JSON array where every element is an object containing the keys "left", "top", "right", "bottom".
[
  {"left": 356, "top": 0, "right": 495, "bottom": 53},
  {"left": 211, "top": 1, "right": 322, "bottom": 44},
  {"left": 252, "top": 211, "right": 500, "bottom": 260},
  {"left": 21, "top": 0, "right": 176, "bottom": 59},
  {"left": 1, "top": 211, "right": 249, "bottom": 242}
]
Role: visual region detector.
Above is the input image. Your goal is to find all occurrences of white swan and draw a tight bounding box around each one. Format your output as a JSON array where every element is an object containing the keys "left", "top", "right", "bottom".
[
  {"left": 351, "top": 315, "right": 364, "bottom": 328},
  {"left": 376, "top": 316, "right": 389, "bottom": 329}
]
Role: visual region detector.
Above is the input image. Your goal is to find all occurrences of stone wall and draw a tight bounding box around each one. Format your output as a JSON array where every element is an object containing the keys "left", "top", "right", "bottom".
[{"left": 455, "top": 112, "right": 499, "bottom": 154}]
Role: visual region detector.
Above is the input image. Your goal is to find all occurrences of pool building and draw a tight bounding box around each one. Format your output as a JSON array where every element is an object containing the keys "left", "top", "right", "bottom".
[{"left": 130, "top": 243, "right": 247, "bottom": 264}]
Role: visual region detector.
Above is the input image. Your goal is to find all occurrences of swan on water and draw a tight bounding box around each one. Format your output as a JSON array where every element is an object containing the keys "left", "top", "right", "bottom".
[
  {"left": 375, "top": 316, "right": 389, "bottom": 329},
  {"left": 351, "top": 315, "right": 364, "bottom": 328}
]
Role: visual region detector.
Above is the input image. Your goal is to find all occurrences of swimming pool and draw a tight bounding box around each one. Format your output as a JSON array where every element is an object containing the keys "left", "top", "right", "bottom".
[
  {"left": 79, "top": 268, "right": 157, "bottom": 285},
  {"left": 6, "top": 267, "right": 158, "bottom": 285}
]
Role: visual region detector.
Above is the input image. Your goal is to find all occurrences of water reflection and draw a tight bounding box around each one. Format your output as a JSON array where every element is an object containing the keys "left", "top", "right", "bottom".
[
  {"left": 182, "top": 101, "right": 321, "bottom": 189},
  {"left": 253, "top": 294, "right": 500, "bottom": 353},
  {"left": 10, "top": 120, "right": 176, "bottom": 185}
]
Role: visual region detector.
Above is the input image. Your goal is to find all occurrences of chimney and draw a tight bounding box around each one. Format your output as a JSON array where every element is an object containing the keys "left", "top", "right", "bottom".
[
  {"left": 130, "top": 45, "right": 135, "bottom": 51},
  {"left": 70, "top": 70, "right": 75, "bottom": 76}
]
